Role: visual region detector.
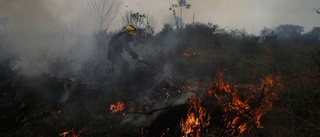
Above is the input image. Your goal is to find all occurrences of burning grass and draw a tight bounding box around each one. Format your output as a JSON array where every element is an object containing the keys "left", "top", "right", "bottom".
[
  {"left": 1, "top": 24, "right": 319, "bottom": 136},
  {"left": 141, "top": 69, "right": 284, "bottom": 137}
]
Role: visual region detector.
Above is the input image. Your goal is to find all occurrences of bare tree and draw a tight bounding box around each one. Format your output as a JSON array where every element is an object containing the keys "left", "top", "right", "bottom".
[
  {"left": 87, "top": 0, "right": 120, "bottom": 30},
  {"left": 162, "top": 14, "right": 175, "bottom": 28},
  {"left": 120, "top": 10, "right": 146, "bottom": 28},
  {"left": 169, "top": 0, "right": 191, "bottom": 30},
  {"left": 120, "top": 10, "right": 157, "bottom": 32},
  {"left": 119, "top": 11, "right": 157, "bottom": 46},
  {"left": 146, "top": 14, "right": 157, "bottom": 33}
]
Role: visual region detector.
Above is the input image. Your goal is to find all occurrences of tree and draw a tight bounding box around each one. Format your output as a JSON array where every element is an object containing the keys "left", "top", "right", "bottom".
[
  {"left": 274, "top": 24, "right": 304, "bottom": 41},
  {"left": 303, "top": 27, "right": 320, "bottom": 42},
  {"left": 119, "top": 11, "right": 157, "bottom": 46},
  {"left": 162, "top": 14, "right": 176, "bottom": 29},
  {"left": 87, "top": 0, "right": 120, "bottom": 30},
  {"left": 260, "top": 27, "right": 277, "bottom": 42},
  {"left": 120, "top": 11, "right": 156, "bottom": 29},
  {"left": 121, "top": 11, "right": 146, "bottom": 28},
  {"left": 120, "top": 10, "right": 157, "bottom": 36},
  {"left": 169, "top": 0, "right": 191, "bottom": 30}
]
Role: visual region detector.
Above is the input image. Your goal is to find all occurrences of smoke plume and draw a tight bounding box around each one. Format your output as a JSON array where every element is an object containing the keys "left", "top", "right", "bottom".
[{"left": 0, "top": 0, "right": 94, "bottom": 76}]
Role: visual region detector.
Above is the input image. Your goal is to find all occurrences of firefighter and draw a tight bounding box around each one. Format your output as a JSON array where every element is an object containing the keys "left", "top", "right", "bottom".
[{"left": 107, "top": 25, "right": 144, "bottom": 89}]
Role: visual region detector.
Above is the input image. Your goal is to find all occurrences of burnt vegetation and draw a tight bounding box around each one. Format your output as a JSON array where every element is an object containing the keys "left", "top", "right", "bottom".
[{"left": 1, "top": 19, "right": 320, "bottom": 137}]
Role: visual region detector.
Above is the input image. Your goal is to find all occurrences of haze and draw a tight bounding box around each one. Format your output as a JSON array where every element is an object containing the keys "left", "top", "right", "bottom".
[{"left": 1, "top": 0, "right": 319, "bottom": 34}]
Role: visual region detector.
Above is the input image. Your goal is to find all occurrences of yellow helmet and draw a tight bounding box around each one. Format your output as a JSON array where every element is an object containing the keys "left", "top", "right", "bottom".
[{"left": 124, "top": 25, "right": 137, "bottom": 36}]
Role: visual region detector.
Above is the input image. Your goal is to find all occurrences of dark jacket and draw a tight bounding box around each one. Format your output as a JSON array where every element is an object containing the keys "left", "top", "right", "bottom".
[{"left": 107, "top": 32, "right": 138, "bottom": 60}]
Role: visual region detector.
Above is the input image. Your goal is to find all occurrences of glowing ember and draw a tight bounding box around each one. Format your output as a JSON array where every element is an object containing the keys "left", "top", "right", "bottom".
[
  {"left": 165, "top": 92, "right": 170, "bottom": 98},
  {"left": 60, "top": 130, "right": 71, "bottom": 137},
  {"left": 59, "top": 128, "right": 86, "bottom": 137},
  {"left": 109, "top": 101, "right": 125, "bottom": 113},
  {"left": 179, "top": 48, "right": 207, "bottom": 57}
]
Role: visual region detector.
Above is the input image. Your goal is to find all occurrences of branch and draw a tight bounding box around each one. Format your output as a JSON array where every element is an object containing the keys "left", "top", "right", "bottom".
[
  {"left": 295, "top": 57, "right": 319, "bottom": 71},
  {"left": 284, "top": 109, "right": 320, "bottom": 131},
  {"left": 87, "top": 0, "right": 119, "bottom": 29}
]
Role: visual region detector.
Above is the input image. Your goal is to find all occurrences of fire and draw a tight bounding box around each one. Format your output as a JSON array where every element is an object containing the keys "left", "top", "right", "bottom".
[
  {"left": 59, "top": 128, "right": 86, "bottom": 137},
  {"left": 60, "top": 130, "right": 71, "bottom": 137},
  {"left": 181, "top": 97, "right": 210, "bottom": 137},
  {"left": 208, "top": 71, "right": 283, "bottom": 135},
  {"left": 109, "top": 101, "right": 125, "bottom": 113},
  {"left": 179, "top": 68, "right": 284, "bottom": 136}
]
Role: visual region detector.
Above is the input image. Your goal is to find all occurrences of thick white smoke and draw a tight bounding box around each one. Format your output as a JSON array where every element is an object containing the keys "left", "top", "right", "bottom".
[{"left": 0, "top": 0, "right": 96, "bottom": 76}]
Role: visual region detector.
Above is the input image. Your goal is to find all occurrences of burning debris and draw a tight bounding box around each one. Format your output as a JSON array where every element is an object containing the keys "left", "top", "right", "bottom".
[{"left": 59, "top": 128, "right": 87, "bottom": 137}]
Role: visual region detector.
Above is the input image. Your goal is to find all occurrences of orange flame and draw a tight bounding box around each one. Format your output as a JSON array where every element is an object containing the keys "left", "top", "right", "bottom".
[
  {"left": 181, "top": 97, "right": 211, "bottom": 137},
  {"left": 110, "top": 101, "right": 125, "bottom": 113},
  {"left": 179, "top": 68, "right": 283, "bottom": 136},
  {"left": 207, "top": 70, "right": 283, "bottom": 135}
]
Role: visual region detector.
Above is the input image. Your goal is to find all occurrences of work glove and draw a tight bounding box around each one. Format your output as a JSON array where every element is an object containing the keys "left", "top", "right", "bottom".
[{"left": 137, "top": 55, "right": 144, "bottom": 62}]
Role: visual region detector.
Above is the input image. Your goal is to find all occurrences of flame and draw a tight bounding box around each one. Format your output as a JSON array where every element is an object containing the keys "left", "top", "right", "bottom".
[
  {"left": 109, "top": 101, "right": 125, "bottom": 113},
  {"left": 60, "top": 130, "right": 71, "bottom": 137},
  {"left": 179, "top": 68, "right": 283, "bottom": 136},
  {"left": 181, "top": 97, "right": 210, "bottom": 137},
  {"left": 207, "top": 70, "right": 283, "bottom": 135}
]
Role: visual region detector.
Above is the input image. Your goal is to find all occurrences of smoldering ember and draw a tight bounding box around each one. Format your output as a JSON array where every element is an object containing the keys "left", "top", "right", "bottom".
[{"left": 1, "top": 1, "right": 320, "bottom": 137}]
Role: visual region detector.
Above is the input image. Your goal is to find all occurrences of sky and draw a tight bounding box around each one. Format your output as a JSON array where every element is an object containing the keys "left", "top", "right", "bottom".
[{"left": 2, "top": 0, "right": 319, "bottom": 35}]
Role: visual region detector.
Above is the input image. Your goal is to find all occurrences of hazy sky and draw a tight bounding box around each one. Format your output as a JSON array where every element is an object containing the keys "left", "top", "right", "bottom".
[
  {"left": 1, "top": 0, "right": 320, "bottom": 34},
  {"left": 122, "top": 0, "right": 320, "bottom": 34}
]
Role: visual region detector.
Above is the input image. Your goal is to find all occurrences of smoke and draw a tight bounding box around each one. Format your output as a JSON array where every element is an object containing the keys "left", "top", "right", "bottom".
[
  {"left": 114, "top": 29, "right": 199, "bottom": 126},
  {"left": 0, "top": 0, "right": 221, "bottom": 134},
  {"left": 0, "top": 0, "right": 55, "bottom": 26},
  {"left": 0, "top": 0, "right": 96, "bottom": 77}
]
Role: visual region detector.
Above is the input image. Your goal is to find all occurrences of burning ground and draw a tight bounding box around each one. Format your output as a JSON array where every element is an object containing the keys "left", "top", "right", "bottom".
[{"left": 1, "top": 20, "right": 320, "bottom": 136}]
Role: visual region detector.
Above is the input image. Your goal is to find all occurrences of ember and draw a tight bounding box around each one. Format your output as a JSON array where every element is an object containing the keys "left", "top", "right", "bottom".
[
  {"left": 179, "top": 48, "right": 207, "bottom": 57},
  {"left": 109, "top": 101, "right": 125, "bottom": 113},
  {"left": 59, "top": 128, "right": 86, "bottom": 137}
]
